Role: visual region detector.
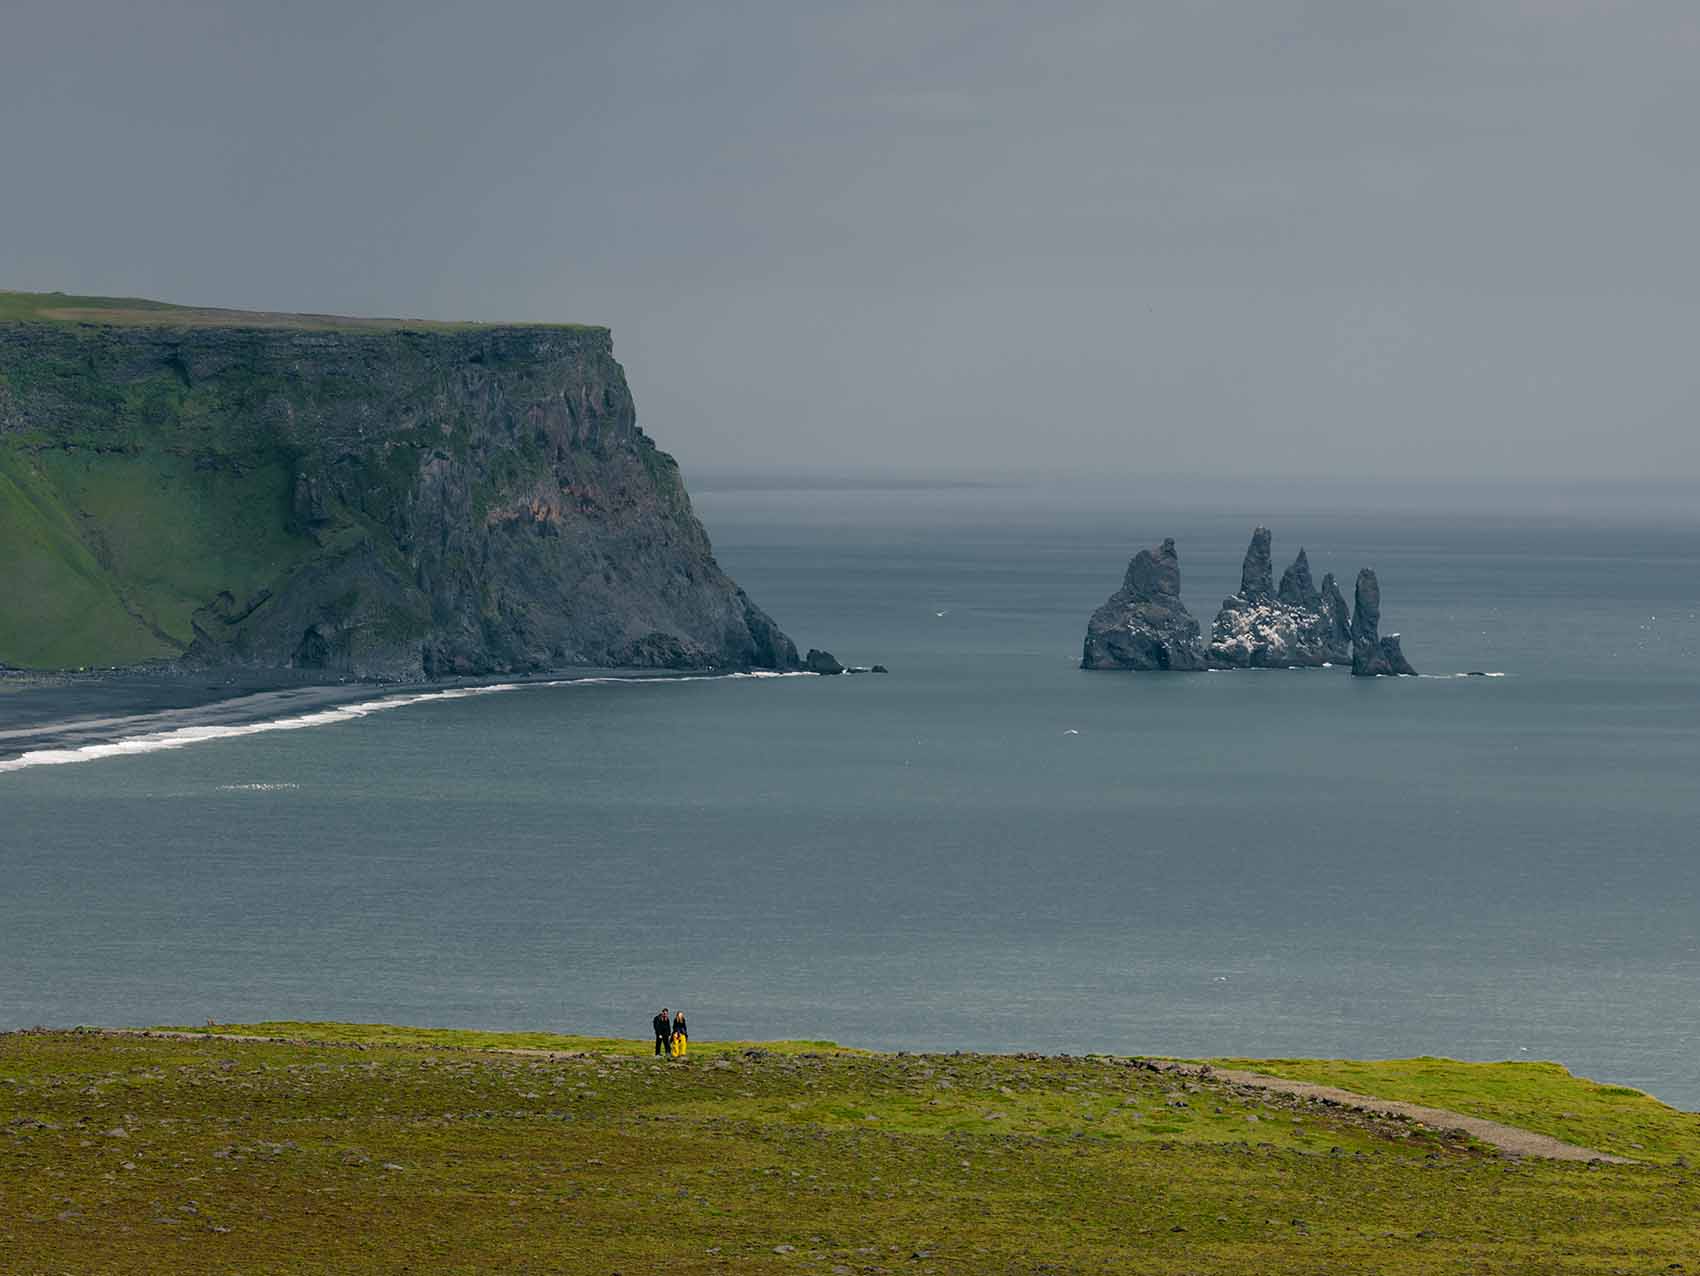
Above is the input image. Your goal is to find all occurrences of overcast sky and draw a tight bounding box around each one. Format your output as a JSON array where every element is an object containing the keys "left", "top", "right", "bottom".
[{"left": 4, "top": 1, "right": 1697, "bottom": 481}]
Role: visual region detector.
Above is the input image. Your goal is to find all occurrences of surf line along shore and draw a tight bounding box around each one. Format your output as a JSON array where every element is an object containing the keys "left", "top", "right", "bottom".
[
  {"left": 90, "top": 1028, "right": 1632, "bottom": 1163},
  {"left": 0, "top": 668, "right": 819, "bottom": 771}
]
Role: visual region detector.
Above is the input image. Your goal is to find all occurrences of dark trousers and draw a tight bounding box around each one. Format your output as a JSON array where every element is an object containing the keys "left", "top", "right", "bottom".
[{"left": 655, "top": 1032, "right": 670, "bottom": 1056}]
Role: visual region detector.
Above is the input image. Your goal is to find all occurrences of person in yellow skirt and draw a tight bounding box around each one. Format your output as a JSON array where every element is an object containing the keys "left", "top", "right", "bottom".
[{"left": 670, "top": 1010, "right": 688, "bottom": 1057}]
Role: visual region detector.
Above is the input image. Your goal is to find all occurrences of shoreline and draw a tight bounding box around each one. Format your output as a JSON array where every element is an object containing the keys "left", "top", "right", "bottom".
[{"left": 0, "top": 666, "right": 810, "bottom": 768}]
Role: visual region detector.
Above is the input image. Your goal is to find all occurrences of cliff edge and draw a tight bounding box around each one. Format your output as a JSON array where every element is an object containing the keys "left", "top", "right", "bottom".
[{"left": 0, "top": 290, "right": 798, "bottom": 677}]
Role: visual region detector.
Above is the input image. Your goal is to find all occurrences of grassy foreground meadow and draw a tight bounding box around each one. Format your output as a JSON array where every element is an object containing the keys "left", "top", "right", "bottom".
[{"left": 3, "top": 1025, "right": 1698, "bottom": 1274}]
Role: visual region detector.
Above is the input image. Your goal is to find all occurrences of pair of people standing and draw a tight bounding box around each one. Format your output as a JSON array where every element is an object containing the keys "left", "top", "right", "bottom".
[{"left": 651, "top": 1007, "right": 688, "bottom": 1057}]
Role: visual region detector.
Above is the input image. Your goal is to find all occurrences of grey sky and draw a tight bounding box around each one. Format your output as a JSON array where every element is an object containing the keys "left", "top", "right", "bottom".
[{"left": 4, "top": 1, "right": 1697, "bottom": 481}]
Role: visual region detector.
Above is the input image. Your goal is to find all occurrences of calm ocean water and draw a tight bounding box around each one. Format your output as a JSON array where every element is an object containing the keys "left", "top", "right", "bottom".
[{"left": 4, "top": 482, "right": 1699, "bottom": 1107}]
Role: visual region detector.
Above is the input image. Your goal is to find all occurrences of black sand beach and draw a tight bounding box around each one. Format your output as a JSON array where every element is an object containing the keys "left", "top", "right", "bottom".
[{"left": 0, "top": 668, "right": 671, "bottom": 764}]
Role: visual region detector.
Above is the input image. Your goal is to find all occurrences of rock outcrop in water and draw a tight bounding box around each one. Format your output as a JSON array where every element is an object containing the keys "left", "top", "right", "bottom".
[
  {"left": 1083, "top": 528, "right": 1417, "bottom": 674},
  {"left": 1207, "top": 528, "right": 1353, "bottom": 668},
  {"left": 0, "top": 291, "right": 799, "bottom": 677},
  {"left": 804, "top": 649, "right": 846, "bottom": 675},
  {"left": 1080, "top": 538, "right": 1209, "bottom": 670},
  {"left": 1350, "top": 569, "right": 1417, "bottom": 676}
]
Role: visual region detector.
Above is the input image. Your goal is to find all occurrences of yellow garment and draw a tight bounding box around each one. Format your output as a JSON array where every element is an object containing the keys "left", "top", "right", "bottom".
[{"left": 671, "top": 1031, "right": 687, "bottom": 1057}]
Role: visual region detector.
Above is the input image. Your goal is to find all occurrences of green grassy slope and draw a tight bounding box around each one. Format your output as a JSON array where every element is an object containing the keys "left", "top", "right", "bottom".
[
  {"left": 1214, "top": 1055, "right": 1700, "bottom": 1166},
  {"left": 0, "top": 446, "right": 319, "bottom": 668},
  {"left": 0, "top": 290, "right": 190, "bottom": 324},
  {"left": 2, "top": 1025, "right": 1696, "bottom": 1274},
  {"left": 35, "top": 450, "right": 318, "bottom": 645},
  {"left": 0, "top": 450, "right": 174, "bottom": 666}
]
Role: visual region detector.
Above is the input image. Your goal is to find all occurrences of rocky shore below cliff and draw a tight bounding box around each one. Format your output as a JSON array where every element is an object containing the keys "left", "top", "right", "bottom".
[{"left": 1082, "top": 527, "right": 1418, "bottom": 676}]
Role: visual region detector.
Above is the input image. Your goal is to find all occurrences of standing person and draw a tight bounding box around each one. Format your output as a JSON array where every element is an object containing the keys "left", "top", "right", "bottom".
[
  {"left": 652, "top": 1007, "right": 672, "bottom": 1057},
  {"left": 671, "top": 1010, "right": 688, "bottom": 1057}
]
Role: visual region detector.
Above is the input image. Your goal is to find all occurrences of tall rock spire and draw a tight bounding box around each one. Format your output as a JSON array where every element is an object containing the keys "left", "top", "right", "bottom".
[
  {"left": 1351, "top": 568, "right": 1416, "bottom": 676},
  {"left": 1239, "top": 526, "right": 1275, "bottom": 601},
  {"left": 1277, "top": 548, "right": 1319, "bottom": 607},
  {"left": 1319, "top": 572, "right": 1352, "bottom": 650}
]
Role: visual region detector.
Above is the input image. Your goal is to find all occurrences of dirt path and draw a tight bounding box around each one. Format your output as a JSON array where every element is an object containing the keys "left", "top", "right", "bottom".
[
  {"left": 1146, "top": 1060, "right": 1632, "bottom": 1163},
  {"left": 81, "top": 1030, "right": 1630, "bottom": 1163}
]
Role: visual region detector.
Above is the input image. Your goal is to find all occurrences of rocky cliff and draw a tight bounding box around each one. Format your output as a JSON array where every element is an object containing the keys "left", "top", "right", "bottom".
[
  {"left": 0, "top": 292, "right": 797, "bottom": 677},
  {"left": 1082, "top": 526, "right": 1416, "bottom": 676}
]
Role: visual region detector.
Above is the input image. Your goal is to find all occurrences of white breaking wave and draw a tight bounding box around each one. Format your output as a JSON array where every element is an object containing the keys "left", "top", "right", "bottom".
[
  {"left": 216, "top": 782, "right": 301, "bottom": 792},
  {"left": 0, "top": 671, "right": 814, "bottom": 775}
]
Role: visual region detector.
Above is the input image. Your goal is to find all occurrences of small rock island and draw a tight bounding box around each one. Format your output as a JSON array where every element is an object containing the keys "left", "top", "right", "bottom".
[{"left": 1082, "top": 527, "right": 1417, "bottom": 676}]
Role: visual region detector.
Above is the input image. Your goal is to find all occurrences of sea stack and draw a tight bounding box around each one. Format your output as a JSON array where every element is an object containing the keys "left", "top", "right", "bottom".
[
  {"left": 1350, "top": 569, "right": 1417, "bottom": 676},
  {"left": 1083, "top": 528, "right": 1423, "bottom": 674},
  {"left": 1081, "top": 538, "right": 1208, "bottom": 670},
  {"left": 1207, "top": 528, "right": 1352, "bottom": 668}
]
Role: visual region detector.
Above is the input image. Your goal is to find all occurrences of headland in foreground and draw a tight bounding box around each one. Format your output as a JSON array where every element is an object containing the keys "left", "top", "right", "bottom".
[{"left": 4, "top": 1022, "right": 1698, "bottom": 1273}]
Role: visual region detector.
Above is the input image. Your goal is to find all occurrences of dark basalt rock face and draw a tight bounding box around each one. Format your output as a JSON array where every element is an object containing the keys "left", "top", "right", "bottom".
[
  {"left": 1239, "top": 526, "right": 1276, "bottom": 600},
  {"left": 1351, "top": 569, "right": 1417, "bottom": 676},
  {"left": 804, "top": 648, "right": 845, "bottom": 675},
  {"left": 1208, "top": 530, "right": 1352, "bottom": 668},
  {"left": 0, "top": 315, "right": 799, "bottom": 677},
  {"left": 1319, "top": 572, "right": 1352, "bottom": 650},
  {"left": 1081, "top": 538, "right": 1209, "bottom": 670},
  {"left": 1278, "top": 547, "right": 1318, "bottom": 607}
]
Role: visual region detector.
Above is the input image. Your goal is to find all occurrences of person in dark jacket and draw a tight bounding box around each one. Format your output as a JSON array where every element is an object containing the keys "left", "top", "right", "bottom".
[{"left": 653, "top": 1008, "right": 672, "bottom": 1056}]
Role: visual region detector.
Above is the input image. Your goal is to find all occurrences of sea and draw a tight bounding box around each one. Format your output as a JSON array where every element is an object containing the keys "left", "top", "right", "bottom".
[{"left": 3, "top": 476, "right": 1698, "bottom": 1108}]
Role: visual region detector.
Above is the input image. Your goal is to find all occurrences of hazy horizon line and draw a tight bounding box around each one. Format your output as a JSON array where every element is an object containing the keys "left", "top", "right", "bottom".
[{"left": 687, "top": 466, "right": 1700, "bottom": 521}]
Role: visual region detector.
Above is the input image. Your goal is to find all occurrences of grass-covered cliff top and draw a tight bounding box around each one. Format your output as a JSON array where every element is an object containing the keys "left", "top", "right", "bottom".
[
  {"left": 0, "top": 288, "right": 603, "bottom": 333},
  {"left": 4, "top": 1022, "right": 1697, "bottom": 1273}
]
